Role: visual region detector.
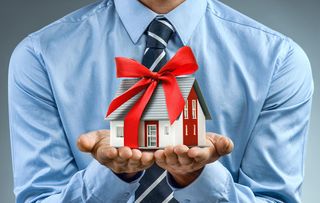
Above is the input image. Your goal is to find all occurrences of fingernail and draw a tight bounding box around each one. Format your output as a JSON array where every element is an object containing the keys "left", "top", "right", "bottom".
[{"left": 225, "top": 138, "right": 233, "bottom": 152}]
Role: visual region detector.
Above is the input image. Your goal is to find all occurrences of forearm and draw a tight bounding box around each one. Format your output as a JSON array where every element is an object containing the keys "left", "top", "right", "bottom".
[
  {"left": 167, "top": 162, "right": 283, "bottom": 203},
  {"left": 23, "top": 160, "right": 142, "bottom": 203}
]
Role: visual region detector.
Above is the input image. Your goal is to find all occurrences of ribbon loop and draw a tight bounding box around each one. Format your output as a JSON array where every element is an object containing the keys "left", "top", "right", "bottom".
[{"left": 106, "top": 46, "right": 198, "bottom": 148}]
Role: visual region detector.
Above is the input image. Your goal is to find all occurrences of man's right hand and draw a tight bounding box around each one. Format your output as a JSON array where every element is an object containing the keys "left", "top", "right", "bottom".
[{"left": 77, "top": 130, "right": 154, "bottom": 180}]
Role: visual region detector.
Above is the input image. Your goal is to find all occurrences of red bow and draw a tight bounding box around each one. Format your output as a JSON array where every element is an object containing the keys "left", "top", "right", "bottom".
[{"left": 106, "top": 46, "right": 198, "bottom": 148}]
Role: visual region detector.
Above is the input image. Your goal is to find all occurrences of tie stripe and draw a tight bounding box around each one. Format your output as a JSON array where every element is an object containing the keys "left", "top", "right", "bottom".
[
  {"left": 142, "top": 48, "right": 164, "bottom": 70},
  {"left": 150, "top": 50, "right": 166, "bottom": 71},
  {"left": 162, "top": 192, "right": 174, "bottom": 203},
  {"left": 136, "top": 18, "right": 178, "bottom": 202},
  {"left": 145, "top": 19, "right": 174, "bottom": 49},
  {"left": 135, "top": 164, "right": 165, "bottom": 198},
  {"left": 139, "top": 174, "right": 177, "bottom": 203},
  {"left": 144, "top": 47, "right": 149, "bottom": 55},
  {"left": 148, "top": 31, "right": 168, "bottom": 47},
  {"left": 157, "top": 19, "right": 174, "bottom": 31},
  {"left": 134, "top": 171, "right": 167, "bottom": 203}
]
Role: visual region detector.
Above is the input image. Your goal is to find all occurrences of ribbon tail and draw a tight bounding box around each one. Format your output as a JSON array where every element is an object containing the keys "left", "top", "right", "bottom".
[
  {"left": 106, "top": 78, "right": 151, "bottom": 118},
  {"left": 124, "top": 81, "right": 158, "bottom": 148},
  {"left": 162, "top": 74, "right": 185, "bottom": 125}
]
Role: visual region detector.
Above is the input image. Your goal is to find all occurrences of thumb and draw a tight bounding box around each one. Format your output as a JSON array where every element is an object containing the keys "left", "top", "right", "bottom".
[
  {"left": 215, "top": 136, "right": 234, "bottom": 156},
  {"left": 77, "top": 130, "right": 109, "bottom": 152}
]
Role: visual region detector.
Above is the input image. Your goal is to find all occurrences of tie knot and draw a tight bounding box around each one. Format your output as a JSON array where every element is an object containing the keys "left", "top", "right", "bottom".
[{"left": 146, "top": 18, "right": 174, "bottom": 49}]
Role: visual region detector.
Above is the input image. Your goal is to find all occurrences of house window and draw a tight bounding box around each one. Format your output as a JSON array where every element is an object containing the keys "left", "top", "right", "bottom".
[
  {"left": 164, "top": 126, "right": 169, "bottom": 136},
  {"left": 185, "top": 125, "right": 188, "bottom": 135},
  {"left": 193, "top": 124, "right": 196, "bottom": 135},
  {"left": 192, "top": 100, "right": 197, "bottom": 119},
  {"left": 116, "top": 126, "right": 123, "bottom": 138},
  {"left": 147, "top": 125, "right": 157, "bottom": 147},
  {"left": 184, "top": 100, "right": 188, "bottom": 119}
]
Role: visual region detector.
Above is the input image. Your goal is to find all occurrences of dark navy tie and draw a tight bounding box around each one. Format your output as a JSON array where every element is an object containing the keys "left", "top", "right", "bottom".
[
  {"left": 135, "top": 18, "right": 178, "bottom": 203},
  {"left": 141, "top": 17, "right": 174, "bottom": 72}
]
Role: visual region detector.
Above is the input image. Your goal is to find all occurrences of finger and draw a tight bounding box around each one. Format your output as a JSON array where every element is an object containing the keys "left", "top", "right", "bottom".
[
  {"left": 118, "top": 147, "right": 133, "bottom": 161},
  {"left": 95, "top": 146, "right": 117, "bottom": 164},
  {"left": 141, "top": 151, "right": 154, "bottom": 167},
  {"left": 206, "top": 132, "right": 220, "bottom": 146},
  {"left": 215, "top": 136, "right": 234, "bottom": 156},
  {"left": 154, "top": 150, "right": 166, "bottom": 166},
  {"left": 164, "top": 146, "right": 179, "bottom": 166},
  {"left": 187, "top": 146, "right": 200, "bottom": 158},
  {"left": 206, "top": 132, "right": 234, "bottom": 156},
  {"left": 128, "top": 149, "right": 142, "bottom": 168},
  {"left": 77, "top": 130, "right": 109, "bottom": 152},
  {"left": 188, "top": 146, "right": 216, "bottom": 163},
  {"left": 131, "top": 149, "right": 142, "bottom": 161},
  {"left": 174, "top": 145, "right": 193, "bottom": 165}
]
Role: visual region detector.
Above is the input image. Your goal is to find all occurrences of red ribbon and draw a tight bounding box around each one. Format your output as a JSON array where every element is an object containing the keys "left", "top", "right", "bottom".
[{"left": 106, "top": 46, "right": 198, "bottom": 148}]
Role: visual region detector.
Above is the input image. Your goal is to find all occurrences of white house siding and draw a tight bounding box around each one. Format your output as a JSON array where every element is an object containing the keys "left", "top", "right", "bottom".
[
  {"left": 197, "top": 100, "right": 207, "bottom": 146},
  {"left": 110, "top": 120, "right": 124, "bottom": 147},
  {"left": 159, "top": 120, "right": 175, "bottom": 147},
  {"left": 174, "top": 114, "right": 184, "bottom": 146}
]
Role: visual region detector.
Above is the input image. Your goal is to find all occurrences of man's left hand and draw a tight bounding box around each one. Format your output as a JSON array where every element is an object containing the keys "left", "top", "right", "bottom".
[{"left": 154, "top": 132, "right": 233, "bottom": 187}]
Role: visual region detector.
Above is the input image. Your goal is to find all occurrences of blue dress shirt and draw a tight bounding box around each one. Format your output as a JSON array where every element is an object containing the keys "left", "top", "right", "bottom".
[{"left": 9, "top": 0, "right": 314, "bottom": 202}]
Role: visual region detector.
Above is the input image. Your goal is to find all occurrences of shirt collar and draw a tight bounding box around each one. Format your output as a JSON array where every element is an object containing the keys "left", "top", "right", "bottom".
[{"left": 114, "top": 0, "right": 208, "bottom": 45}]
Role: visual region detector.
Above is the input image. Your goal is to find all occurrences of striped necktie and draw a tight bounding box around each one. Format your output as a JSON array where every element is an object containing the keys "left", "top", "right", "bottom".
[
  {"left": 135, "top": 18, "right": 178, "bottom": 203},
  {"left": 141, "top": 17, "right": 174, "bottom": 72}
]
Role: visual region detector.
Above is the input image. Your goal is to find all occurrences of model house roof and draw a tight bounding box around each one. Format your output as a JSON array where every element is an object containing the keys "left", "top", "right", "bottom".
[{"left": 107, "top": 76, "right": 211, "bottom": 120}]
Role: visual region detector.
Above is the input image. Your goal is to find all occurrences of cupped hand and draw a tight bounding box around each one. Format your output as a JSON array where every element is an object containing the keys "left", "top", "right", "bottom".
[
  {"left": 77, "top": 130, "right": 154, "bottom": 179},
  {"left": 154, "top": 132, "right": 233, "bottom": 187}
]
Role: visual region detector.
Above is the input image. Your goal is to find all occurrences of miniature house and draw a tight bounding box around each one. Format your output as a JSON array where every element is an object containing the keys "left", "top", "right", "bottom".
[{"left": 106, "top": 76, "right": 211, "bottom": 148}]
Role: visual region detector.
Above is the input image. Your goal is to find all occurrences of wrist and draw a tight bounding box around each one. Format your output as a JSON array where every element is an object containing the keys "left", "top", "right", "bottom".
[
  {"left": 116, "top": 171, "right": 141, "bottom": 182},
  {"left": 169, "top": 167, "right": 204, "bottom": 187}
]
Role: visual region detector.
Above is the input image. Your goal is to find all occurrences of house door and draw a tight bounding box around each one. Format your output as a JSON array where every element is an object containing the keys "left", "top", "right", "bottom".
[
  {"left": 183, "top": 87, "right": 198, "bottom": 146},
  {"left": 144, "top": 121, "right": 159, "bottom": 147}
]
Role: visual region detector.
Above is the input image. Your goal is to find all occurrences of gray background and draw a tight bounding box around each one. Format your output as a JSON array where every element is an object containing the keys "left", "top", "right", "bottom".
[{"left": 0, "top": 0, "right": 319, "bottom": 202}]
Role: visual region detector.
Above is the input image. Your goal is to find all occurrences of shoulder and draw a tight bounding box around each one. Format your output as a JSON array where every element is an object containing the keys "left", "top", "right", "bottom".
[
  {"left": 29, "top": 0, "right": 111, "bottom": 38},
  {"left": 205, "top": 1, "right": 313, "bottom": 103},
  {"left": 204, "top": 0, "right": 293, "bottom": 66},
  {"left": 206, "top": 0, "right": 312, "bottom": 76},
  {"left": 14, "top": 0, "right": 115, "bottom": 57},
  {"left": 9, "top": 0, "right": 114, "bottom": 83},
  {"left": 10, "top": 0, "right": 116, "bottom": 71},
  {"left": 206, "top": 0, "right": 287, "bottom": 40}
]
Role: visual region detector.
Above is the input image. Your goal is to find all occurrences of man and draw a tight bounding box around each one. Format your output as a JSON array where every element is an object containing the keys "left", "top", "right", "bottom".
[{"left": 9, "top": 0, "right": 313, "bottom": 202}]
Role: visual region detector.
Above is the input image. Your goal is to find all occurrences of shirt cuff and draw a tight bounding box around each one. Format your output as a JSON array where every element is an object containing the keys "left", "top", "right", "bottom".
[
  {"left": 84, "top": 160, "right": 143, "bottom": 202},
  {"left": 167, "top": 161, "right": 230, "bottom": 202}
]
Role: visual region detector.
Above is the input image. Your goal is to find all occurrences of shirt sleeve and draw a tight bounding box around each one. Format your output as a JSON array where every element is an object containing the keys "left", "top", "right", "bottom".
[
  {"left": 8, "top": 36, "right": 142, "bottom": 203},
  {"left": 167, "top": 39, "right": 314, "bottom": 203}
]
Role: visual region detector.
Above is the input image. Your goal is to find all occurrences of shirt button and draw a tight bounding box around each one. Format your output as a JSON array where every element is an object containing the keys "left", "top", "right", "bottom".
[
  {"left": 123, "top": 192, "right": 130, "bottom": 197},
  {"left": 184, "top": 199, "right": 190, "bottom": 203}
]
